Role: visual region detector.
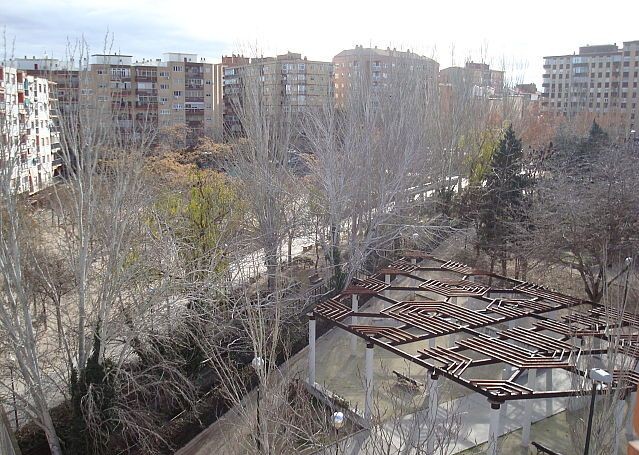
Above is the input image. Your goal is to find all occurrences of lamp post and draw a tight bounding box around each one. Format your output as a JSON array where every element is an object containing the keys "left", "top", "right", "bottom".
[
  {"left": 331, "top": 411, "right": 345, "bottom": 455},
  {"left": 252, "top": 356, "right": 265, "bottom": 453},
  {"left": 8, "top": 354, "right": 18, "bottom": 429},
  {"left": 584, "top": 368, "right": 612, "bottom": 455}
]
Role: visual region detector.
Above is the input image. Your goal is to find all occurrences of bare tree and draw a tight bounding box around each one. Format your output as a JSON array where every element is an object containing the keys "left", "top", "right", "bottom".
[
  {"left": 226, "top": 61, "right": 293, "bottom": 292},
  {"left": 305, "top": 55, "right": 443, "bottom": 289},
  {"left": 526, "top": 125, "right": 639, "bottom": 302}
]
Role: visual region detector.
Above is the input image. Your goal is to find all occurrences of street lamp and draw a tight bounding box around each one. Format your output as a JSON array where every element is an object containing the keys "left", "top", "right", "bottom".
[
  {"left": 583, "top": 368, "right": 612, "bottom": 455},
  {"left": 331, "top": 411, "right": 345, "bottom": 454},
  {"left": 252, "top": 356, "right": 265, "bottom": 453}
]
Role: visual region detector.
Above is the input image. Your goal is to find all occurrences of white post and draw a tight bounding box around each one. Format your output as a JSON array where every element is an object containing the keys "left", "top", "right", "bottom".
[
  {"left": 427, "top": 373, "right": 439, "bottom": 454},
  {"left": 488, "top": 402, "right": 501, "bottom": 455},
  {"left": 546, "top": 369, "right": 553, "bottom": 416},
  {"left": 627, "top": 391, "right": 636, "bottom": 440},
  {"left": 385, "top": 274, "right": 391, "bottom": 299},
  {"left": 521, "top": 369, "right": 537, "bottom": 447},
  {"left": 411, "top": 257, "right": 417, "bottom": 265},
  {"left": 351, "top": 294, "right": 359, "bottom": 354},
  {"left": 500, "top": 367, "right": 510, "bottom": 431},
  {"left": 628, "top": 359, "right": 639, "bottom": 439},
  {"left": 308, "top": 316, "right": 316, "bottom": 386},
  {"left": 365, "top": 343, "right": 374, "bottom": 422},
  {"left": 448, "top": 296, "right": 458, "bottom": 347},
  {"left": 615, "top": 399, "right": 625, "bottom": 455}
]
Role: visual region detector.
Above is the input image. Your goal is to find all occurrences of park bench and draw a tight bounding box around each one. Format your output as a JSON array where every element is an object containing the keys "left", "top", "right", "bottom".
[
  {"left": 531, "top": 441, "right": 564, "bottom": 455},
  {"left": 392, "top": 370, "right": 424, "bottom": 390}
]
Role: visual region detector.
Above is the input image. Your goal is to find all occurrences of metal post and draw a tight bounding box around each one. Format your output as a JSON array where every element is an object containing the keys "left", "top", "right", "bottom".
[
  {"left": 351, "top": 294, "right": 359, "bottom": 354},
  {"left": 308, "top": 316, "right": 316, "bottom": 386},
  {"left": 583, "top": 383, "right": 598, "bottom": 455},
  {"left": 521, "top": 368, "right": 537, "bottom": 447},
  {"left": 546, "top": 369, "right": 553, "bottom": 416},
  {"left": 364, "top": 343, "right": 374, "bottom": 422},
  {"left": 427, "top": 372, "right": 439, "bottom": 454},
  {"left": 488, "top": 402, "right": 501, "bottom": 455}
]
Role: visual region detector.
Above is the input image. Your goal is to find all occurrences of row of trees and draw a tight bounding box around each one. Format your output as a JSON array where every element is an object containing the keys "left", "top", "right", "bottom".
[
  {"left": 3, "top": 38, "right": 634, "bottom": 455},
  {"left": 459, "top": 119, "right": 638, "bottom": 303}
]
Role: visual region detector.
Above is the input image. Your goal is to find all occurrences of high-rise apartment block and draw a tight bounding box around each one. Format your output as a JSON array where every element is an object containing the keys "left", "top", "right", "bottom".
[
  {"left": 18, "top": 53, "right": 217, "bottom": 144},
  {"left": 0, "top": 66, "right": 60, "bottom": 194},
  {"left": 222, "top": 52, "right": 333, "bottom": 136},
  {"left": 332, "top": 46, "right": 439, "bottom": 103},
  {"left": 541, "top": 41, "right": 639, "bottom": 135}
]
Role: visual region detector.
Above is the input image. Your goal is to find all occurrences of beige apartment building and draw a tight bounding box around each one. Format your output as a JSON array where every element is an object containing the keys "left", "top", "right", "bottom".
[
  {"left": 0, "top": 66, "right": 60, "bottom": 194},
  {"left": 222, "top": 52, "right": 333, "bottom": 136},
  {"left": 541, "top": 41, "right": 639, "bottom": 137},
  {"left": 18, "top": 53, "right": 217, "bottom": 144},
  {"left": 332, "top": 46, "right": 439, "bottom": 104}
]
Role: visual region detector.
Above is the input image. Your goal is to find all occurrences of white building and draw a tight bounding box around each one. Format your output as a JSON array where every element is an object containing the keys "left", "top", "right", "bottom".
[{"left": 1, "top": 66, "right": 59, "bottom": 194}]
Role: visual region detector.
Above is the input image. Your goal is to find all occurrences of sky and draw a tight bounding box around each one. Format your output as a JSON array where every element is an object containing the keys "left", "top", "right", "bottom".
[{"left": 2, "top": 0, "right": 639, "bottom": 87}]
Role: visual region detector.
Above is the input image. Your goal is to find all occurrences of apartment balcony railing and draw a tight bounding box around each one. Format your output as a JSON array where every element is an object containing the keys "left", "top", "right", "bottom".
[
  {"left": 112, "top": 90, "right": 132, "bottom": 97},
  {"left": 135, "top": 102, "right": 158, "bottom": 109}
]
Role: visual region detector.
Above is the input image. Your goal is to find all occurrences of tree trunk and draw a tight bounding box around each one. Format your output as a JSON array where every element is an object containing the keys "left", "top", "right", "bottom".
[{"left": 39, "top": 404, "right": 63, "bottom": 455}]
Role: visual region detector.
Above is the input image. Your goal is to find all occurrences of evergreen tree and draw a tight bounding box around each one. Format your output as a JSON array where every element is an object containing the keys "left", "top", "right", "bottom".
[{"left": 476, "top": 125, "right": 531, "bottom": 272}]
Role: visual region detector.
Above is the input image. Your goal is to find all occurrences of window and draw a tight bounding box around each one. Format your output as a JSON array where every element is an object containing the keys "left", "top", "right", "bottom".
[
  {"left": 111, "top": 67, "right": 130, "bottom": 78},
  {"left": 173, "top": 66, "right": 183, "bottom": 72},
  {"left": 173, "top": 91, "right": 182, "bottom": 97},
  {"left": 160, "top": 83, "right": 169, "bottom": 89},
  {"left": 159, "top": 109, "right": 170, "bottom": 115},
  {"left": 172, "top": 103, "right": 183, "bottom": 110},
  {"left": 159, "top": 71, "right": 169, "bottom": 77}
]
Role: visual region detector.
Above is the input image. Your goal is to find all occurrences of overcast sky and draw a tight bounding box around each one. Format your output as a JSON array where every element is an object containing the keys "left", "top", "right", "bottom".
[{"left": 2, "top": 0, "right": 639, "bottom": 87}]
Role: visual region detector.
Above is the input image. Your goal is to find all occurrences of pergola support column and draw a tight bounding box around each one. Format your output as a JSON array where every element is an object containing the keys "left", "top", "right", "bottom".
[
  {"left": 521, "top": 369, "right": 537, "bottom": 447},
  {"left": 487, "top": 402, "right": 501, "bottom": 455},
  {"left": 427, "top": 372, "right": 439, "bottom": 454},
  {"left": 350, "top": 294, "right": 359, "bottom": 354},
  {"left": 546, "top": 369, "right": 553, "bottom": 416},
  {"left": 364, "top": 342, "right": 374, "bottom": 422},
  {"left": 627, "top": 361, "right": 639, "bottom": 439},
  {"left": 308, "top": 315, "right": 316, "bottom": 386}
]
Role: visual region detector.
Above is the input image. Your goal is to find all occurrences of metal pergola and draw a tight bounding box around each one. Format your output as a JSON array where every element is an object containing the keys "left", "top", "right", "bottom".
[{"left": 306, "top": 253, "right": 639, "bottom": 453}]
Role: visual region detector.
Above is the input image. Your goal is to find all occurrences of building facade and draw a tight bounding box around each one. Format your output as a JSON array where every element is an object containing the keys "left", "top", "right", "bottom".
[
  {"left": 222, "top": 52, "right": 333, "bottom": 136},
  {"left": 439, "top": 61, "right": 504, "bottom": 97},
  {"left": 17, "top": 53, "right": 217, "bottom": 144},
  {"left": 541, "top": 41, "right": 639, "bottom": 136},
  {"left": 0, "top": 66, "right": 59, "bottom": 194},
  {"left": 332, "top": 46, "right": 439, "bottom": 103}
]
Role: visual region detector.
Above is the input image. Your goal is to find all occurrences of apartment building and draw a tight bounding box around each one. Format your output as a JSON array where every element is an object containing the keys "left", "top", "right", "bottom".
[
  {"left": 222, "top": 52, "right": 333, "bottom": 136},
  {"left": 439, "top": 61, "right": 505, "bottom": 97},
  {"left": 541, "top": 41, "right": 639, "bottom": 136},
  {"left": 0, "top": 66, "right": 59, "bottom": 194},
  {"left": 332, "top": 46, "right": 439, "bottom": 103},
  {"left": 18, "top": 53, "right": 217, "bottom": 144}
]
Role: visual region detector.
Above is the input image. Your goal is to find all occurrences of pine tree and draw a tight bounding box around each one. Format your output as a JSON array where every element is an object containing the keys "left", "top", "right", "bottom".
[{"left": 476, "top": 125, "right": 530, "bottom": 272}]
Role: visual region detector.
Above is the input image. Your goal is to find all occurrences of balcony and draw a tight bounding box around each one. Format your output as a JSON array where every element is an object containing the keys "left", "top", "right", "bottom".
[{"left": 135, "top": 102, "right": 158, "bottom": 109}]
